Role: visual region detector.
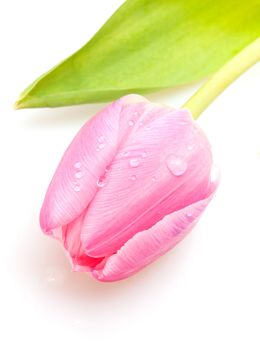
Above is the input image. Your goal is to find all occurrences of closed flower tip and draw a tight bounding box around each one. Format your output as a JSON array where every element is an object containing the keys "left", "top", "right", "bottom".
[{"left": 40, "top": 95, "right": 218, "bottom": 282}]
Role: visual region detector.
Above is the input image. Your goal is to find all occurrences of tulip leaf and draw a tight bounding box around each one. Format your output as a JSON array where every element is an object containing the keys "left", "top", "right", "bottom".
[{"left": 16, "top": 0, "right": 260, "bottom": 109}]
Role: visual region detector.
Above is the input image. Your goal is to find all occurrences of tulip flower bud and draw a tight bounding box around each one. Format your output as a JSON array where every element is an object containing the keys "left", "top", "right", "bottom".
[{"left": 40, "top": 95, "right": 218, "bottom": 282}]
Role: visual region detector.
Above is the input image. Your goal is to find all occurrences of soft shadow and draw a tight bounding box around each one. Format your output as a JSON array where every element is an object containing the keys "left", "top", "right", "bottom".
[{"left": 15, "top": 220, "right": 192, "bottom": 305}]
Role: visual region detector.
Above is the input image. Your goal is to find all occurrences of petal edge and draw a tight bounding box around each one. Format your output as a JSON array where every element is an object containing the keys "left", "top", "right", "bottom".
[{"left": 92, "top": 180, "right": 218, "bottom": 282}]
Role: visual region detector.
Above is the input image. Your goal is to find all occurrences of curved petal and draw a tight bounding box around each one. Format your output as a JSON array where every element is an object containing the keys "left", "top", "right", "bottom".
[
  {"left": 40, "top": 94, "right": 147, "bottom": 232},
  {"left": 62, "top": 213, "right": 104, "bottom": 272},
  {"left": 82, "top": 107, "right": 212, "bottom": 257},
  {"left": 91, "top": 180, "right": 218, "bottom": 282}
]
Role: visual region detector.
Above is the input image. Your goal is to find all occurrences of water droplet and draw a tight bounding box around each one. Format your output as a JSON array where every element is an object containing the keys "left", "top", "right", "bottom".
[
  {"left": 75, "top": 171, "right": 83, "bottom": 179},
  {"left": 130, "top": 175, "right": 137, "bottom": 181},
  {"left": 74, "top": 162, "right": 81, "bottom": 169},
  {"left": 74, "top": 185, "right": 81, "bottom": 192},
  {"left": 123, "top": 151, "right": 130, "bottom": 157},
  {"left": 97, "top": 178, "right": 105, "bottom": 188},
  {"left": 142, "top": 151, "right": 147, "bottom": 158},
  {"left": 133, "top": 111, "right": 139, "bottom": 117},
  {"left": 129, "top": 158, "right": 140, "bottom": 168},
  {"left": 45, "top": 267, "right": 65, "bottom": 287},
  {"left": 98, "top": 143, "right": 105, "bottom": 150},
  {"left": 128, "top": 120, "right": 135, "bottom": 127},
  {"left": 98, "top": 136, "right": 104, "bottom": 143},
  {"left": 152, "top": 176, "right": 156, "bottom": 182},
  {"left": 166, "top": 155, "right": 187, "bottom": 176},
  {"left": 139, "top": 121, "right": 144, "bottom": 127},
  {"left": 186, "top": 209, "right": 193, "bottom": 219},
  {"left": 187, "top": 144, "right": 194, "bottom": 151},
  {"left": 105, "top": 167, "right": 109, "bottom": 173}
]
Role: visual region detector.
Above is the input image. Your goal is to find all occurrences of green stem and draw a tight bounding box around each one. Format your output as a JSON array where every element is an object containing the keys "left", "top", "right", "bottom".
[{"left": 183, "top": 38, "right": 260, "bottom": 120}]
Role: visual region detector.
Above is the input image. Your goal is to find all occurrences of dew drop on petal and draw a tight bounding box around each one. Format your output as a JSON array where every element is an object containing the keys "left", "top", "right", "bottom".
[
  {"left": 142, "top": 151, "right": 147, "bottom": 158},
  {"left": 152, "top": 176, "right": 156, "bottom": 182},
  {"left": 129, "top": 158, "right": 140, "bottom": 168},
  {"left": 74, "top": 162, "right": 81, "bottom": 169},
  {"left": 75, "top": 171, "right": 83, "bottom": 179},
  {"left": 97, "top": 178, "right": 105, "bottom": 188},
  {"left": 139, "top": 121, "right": 144, "bottom": 127},
  {"left": 133, "top": 111, "right": 139, "bottom": 117},
  {"left": 74, "top": 185, "right": 81, "bottom": 192},
  {"left": 187, "top": 144, "right": 194, "bottom": 151},
  {"left": 128, "top": 120, "right": 135, "bottom": 127},
  {"left": 98, "top": 143, "right": 105, "bottom": 150},
  {"left": 98, "top": 136, "right": 104, "bottom": 143},
  {"left": 130, "top": 175, "right": 137, "bottom": 181},
  {"left": 166, "top": 155, "right": 187, "bottom": 176},
  {"left": 185, "top": 208, "right": 193, "bottom": 219}
]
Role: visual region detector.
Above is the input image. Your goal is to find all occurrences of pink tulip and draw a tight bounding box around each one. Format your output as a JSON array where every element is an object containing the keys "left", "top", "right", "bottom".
[{"left": 40, "top": 94, "right": 218, "bottom": 282}]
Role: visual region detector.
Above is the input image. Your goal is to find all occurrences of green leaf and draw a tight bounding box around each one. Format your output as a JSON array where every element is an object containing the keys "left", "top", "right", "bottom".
[{"left": 15, "top": 0, "right": 260, "bottom": 109}]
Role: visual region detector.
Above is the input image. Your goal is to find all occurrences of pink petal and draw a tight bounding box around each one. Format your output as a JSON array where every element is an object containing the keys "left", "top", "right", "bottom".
[
  {"left": 62, "top": 213, "right": 104, "bottom": 271},
  {"left": 40, "top": 94, "right": 147, "bottom": 232},
  {"left": 91, "top": 180, "right": 218, "bottom": 282},
  {"left": 82, "top": 107, "right": 212, "bottom": 257}
]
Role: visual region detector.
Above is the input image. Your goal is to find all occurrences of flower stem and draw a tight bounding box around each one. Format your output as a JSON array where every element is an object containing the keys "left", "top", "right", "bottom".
[{"left": 183, "top": 38, "right": 260, "bottom": 120}]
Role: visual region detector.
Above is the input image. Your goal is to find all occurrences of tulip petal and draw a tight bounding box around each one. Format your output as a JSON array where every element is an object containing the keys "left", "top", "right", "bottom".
[
  {"left": 91, "top": 180, "right": 217, "bottom": 282},
  {"left": 40, "top": 94, "right": 147, "bottom": 232},
  {"left": 82, "top": 107, "right": 212, "bottom": 257},
  {"left": 62, "top": 213, "right": 104, "bottom": 271}
]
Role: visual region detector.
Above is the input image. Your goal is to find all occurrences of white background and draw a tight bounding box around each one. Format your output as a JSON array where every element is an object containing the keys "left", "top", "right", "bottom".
[{"left": 0, "top": 1, "right": 260, "bottom": 349}]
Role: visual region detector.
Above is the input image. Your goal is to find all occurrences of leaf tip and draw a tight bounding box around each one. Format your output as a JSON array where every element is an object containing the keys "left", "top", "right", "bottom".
[
  {"left": 14, "top": 100, "right": 22, "bottom": 110},
  {"left": 14, "top": 95, "right": 34, "bottom": 110}
]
